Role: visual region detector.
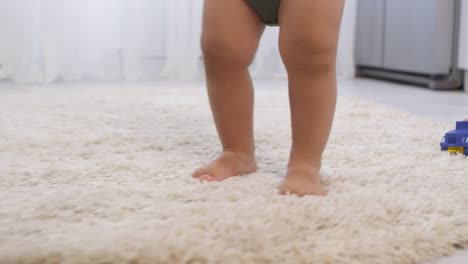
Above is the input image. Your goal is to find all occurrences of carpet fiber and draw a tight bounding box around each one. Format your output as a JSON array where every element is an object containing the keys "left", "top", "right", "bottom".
[{"left": 1, "top": 83, "right": 467, "bottom": 264}]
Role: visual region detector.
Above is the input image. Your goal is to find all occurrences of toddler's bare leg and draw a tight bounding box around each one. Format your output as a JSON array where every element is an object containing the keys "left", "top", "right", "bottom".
[
  {"left": 192, "top": 0, "right": 265, "bottom": 182},
  {"left": 278, "top": 0, "right": 344, "bottom": 196}
]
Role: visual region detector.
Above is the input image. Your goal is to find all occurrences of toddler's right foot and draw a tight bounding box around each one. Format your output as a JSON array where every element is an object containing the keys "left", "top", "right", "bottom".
[{"left": 192, "top": 152, "right": 257, "bottom": 182}]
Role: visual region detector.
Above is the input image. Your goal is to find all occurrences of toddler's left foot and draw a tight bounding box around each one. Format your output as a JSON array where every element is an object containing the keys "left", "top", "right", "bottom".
[{"left": 279, "top": 165, "right": 327, "bottom": 197}]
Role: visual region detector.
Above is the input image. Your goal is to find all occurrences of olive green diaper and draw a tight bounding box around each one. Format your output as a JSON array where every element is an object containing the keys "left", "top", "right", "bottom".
[{"left": 246, "top": 0, "right": 281, "bottom": 26}]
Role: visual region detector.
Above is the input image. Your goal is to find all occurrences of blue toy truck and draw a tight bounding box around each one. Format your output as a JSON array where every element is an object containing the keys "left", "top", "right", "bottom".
[{"left": 440, "top": 121, "right": 468, "bottom": 156}]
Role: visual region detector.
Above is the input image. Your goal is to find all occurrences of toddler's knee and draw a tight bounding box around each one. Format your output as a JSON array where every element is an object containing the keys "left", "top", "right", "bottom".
[
  {"left": 201, "top": 34, "right": 256, "bottom": 68},
  {"left": 279, "top": 36, "right": 337, "bottom": 73}
]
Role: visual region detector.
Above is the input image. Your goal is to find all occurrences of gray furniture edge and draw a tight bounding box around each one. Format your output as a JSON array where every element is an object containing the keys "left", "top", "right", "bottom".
[{"left": 356, "top": 0, "right": 463, "bottom": 90}]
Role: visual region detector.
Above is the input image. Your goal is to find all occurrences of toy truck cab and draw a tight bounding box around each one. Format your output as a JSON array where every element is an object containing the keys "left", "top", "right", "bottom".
[{"left": 440, "top": 121, "right": 468, "bottom": 156}]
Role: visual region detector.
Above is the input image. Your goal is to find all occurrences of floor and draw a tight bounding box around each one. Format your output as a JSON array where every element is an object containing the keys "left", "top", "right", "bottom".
[
  {"left": 258, "top": 77, "right": 468, "bottom": 264},
  {"left": 254, "top": 78, "right": 468, "bottom": 123},
  {"left": 1, "top": 77, "right": 467, "bottom": 263},
  {"left": 337, "top": 78, "right": 468, "bottom": 264},
  {"left": 256, "top": 77, "right": 468, "bottom": 264},
  {"left": 338, "top": 78, "right": 468, "bottom": 123}
]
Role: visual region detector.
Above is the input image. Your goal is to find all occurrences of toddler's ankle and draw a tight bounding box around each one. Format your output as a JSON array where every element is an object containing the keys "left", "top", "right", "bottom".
[{"left": 221, "top": 149, "right": 256, "bottom": 161}]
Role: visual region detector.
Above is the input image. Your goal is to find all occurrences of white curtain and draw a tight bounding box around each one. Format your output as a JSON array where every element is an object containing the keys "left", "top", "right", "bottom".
[{"left": 0, "top": 0, "right": 356, "bottom": 83}]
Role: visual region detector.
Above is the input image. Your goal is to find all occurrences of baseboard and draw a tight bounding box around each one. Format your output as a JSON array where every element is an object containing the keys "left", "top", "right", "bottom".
[{"left": 356, "top": 67, "right": 463, "bottom": 90}]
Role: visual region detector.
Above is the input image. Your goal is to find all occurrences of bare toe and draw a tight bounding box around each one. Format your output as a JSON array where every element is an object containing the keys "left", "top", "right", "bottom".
[
  {"left": 199, "top": 174, "right": 217, "bottom": 182},
  {"left": 192, "top": 168, "right": 207, "bottom": 179},
  {"left": 279, "top": 166, "right": 327, "bottom": 197},
  {"left": 192, "top": 152, "right": 257, "bottom": 182},
  {"left": 279, "top": 181, "right": 327, "bottom": 197}
]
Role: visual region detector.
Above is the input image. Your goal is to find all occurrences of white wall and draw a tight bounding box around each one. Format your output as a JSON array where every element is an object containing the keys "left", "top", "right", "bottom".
[{"left": 459, "top": 0, "right": 468, "bottom": 69}]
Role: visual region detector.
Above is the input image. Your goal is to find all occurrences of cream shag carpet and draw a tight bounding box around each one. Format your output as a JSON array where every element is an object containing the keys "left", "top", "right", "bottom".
[{"left": 1, "top": 83, "right": 467, "bottom": 264}]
